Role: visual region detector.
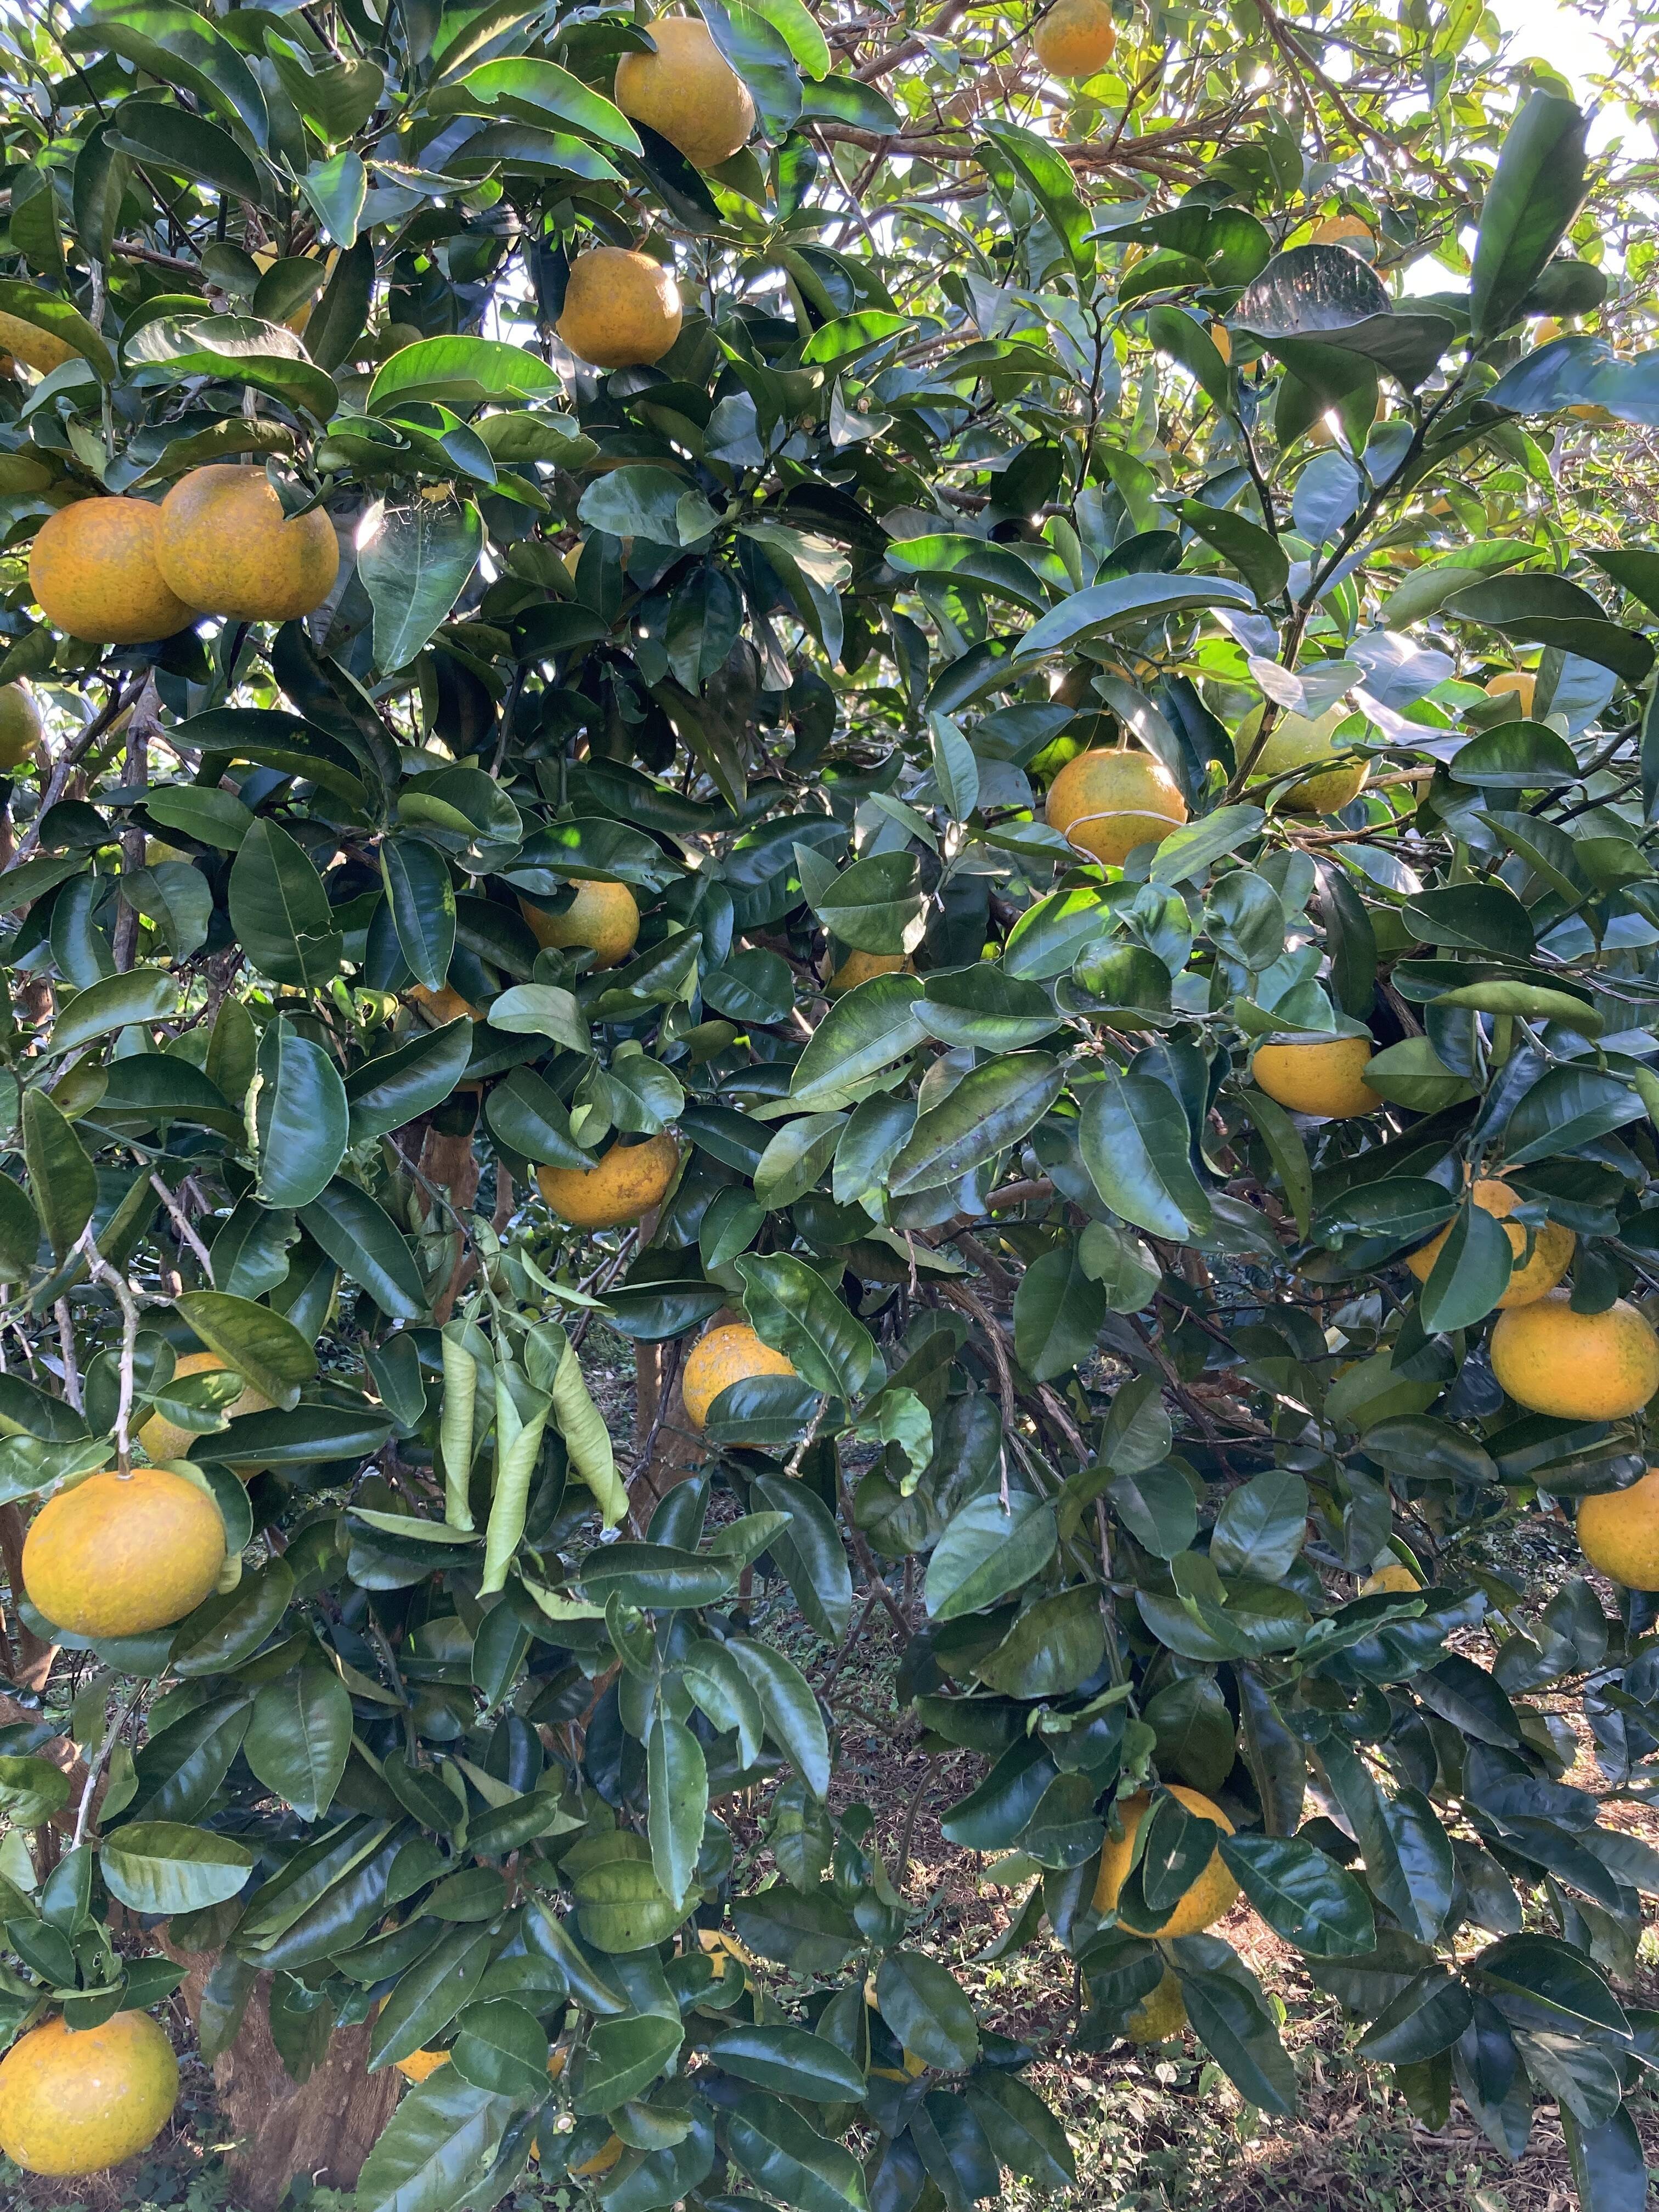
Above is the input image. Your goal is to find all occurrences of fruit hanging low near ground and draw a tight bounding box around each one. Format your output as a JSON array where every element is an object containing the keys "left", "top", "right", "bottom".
[
  {"left": 1576, "top": 1466, "right": 1659, "bottom": 1590},
  {"left": 613, "top": 16, "right": 756, "bottom": 169},
  {"left": 1092, "top": 1785, "right": 1238, "bottom": 1936},
  {"left": 1045, "top": 747, "right": 1188, "bottom": 866},
  {"left": 681, "top": 1322, "right": 799, "bottom": 1431},
  {"left": 1031, "top": 0, "right": 1118, "bottom": 77},
  {"left": 29, "top": 498, "right": 194, "bottom": 644},
  {"left": 1250, "top": 1034, "right": 1380, "bottom": 1119},
  {"left": 1241, "top": 701, "right": 1369, "bottom": 812},
  {"left": 1124, "top": 1967, "right": 1187, "bottom": 2043},
  {"left": 1405, "top": 1178, "right": 1573, "bottom": 1306},
  {"left": 537, "top": 1133, "right": 680, "bottom": 1230},
  {"left": 136, "top": 1350, "right": 274, "bottom": 1475},
  {"left": 1359, "top": 1561, "right": 1423, "bottom": 1595},
  {"left": 519, "top": 879, "right": 640, "bottom": 969},
  {"left": 22, "top": 1465, "right": 226, "bottom": 1638},
  {"left": 0, "top": 679, "right": 42, "bottom": 768},
  {"left": 1489, "top": 1291, "right": 1659, "bottom": 1421},
  {"left": 557, "top": 249, "right": 683, "bottom": 371},
  {"left": 153, "top": 465, "right": 339, "bottom": 623},
  {"left": 0, "top": 2011, "right": 179, "bottom": 2177}
]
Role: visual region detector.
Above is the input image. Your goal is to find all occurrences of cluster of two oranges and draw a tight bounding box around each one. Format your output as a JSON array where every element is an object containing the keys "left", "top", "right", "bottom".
[{"left": 31, "top": 465, "right": 338, "bottom": 645}]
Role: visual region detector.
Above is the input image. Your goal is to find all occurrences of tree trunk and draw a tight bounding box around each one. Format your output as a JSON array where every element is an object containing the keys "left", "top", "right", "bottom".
[
  {"left": 163, "top": 1939, "right": 399, "bottom": 2212},
  {"left": 631, "top": 1336, "right": 704, "bottom": 1508}
]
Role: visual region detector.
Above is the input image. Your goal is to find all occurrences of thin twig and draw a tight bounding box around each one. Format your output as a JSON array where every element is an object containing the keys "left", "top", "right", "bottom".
[
  {"left": 150, "top": 1174, "right": 215, "bottom": 1284},
  {"left": 54, "top": 1299, "right": 82, "bottom": 1413},
  {"left": 71, "top": 1679, "right": 144, "bottom": 1850},
  {"left": 75, "top": 1226, "right": 143, "bottom": 1465}
]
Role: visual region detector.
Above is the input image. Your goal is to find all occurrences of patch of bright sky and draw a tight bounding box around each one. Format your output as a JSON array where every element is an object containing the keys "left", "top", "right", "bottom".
[
  {"left": 1490, "top": 0, "right": 1652, "bottom": 155},
  {"left": 1393, "top": 0, "right": 1653, "bottom": 294}
]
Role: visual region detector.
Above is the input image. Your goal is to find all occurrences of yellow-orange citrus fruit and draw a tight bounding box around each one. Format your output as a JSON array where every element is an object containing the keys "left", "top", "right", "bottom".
[
  {"left": 558, "top": 249, "right": 682, "bottom": 371},
  {"left": 1046, "top": 748, "right": 1187, "bottom": 867},
  {"left": 519, "top": 880, "right": 639, "bottom": 969},
  {"left": 1531, "top": 317, "right": 1564, "bottom": 345},
  {"left": 1485, "top": 670, "right": 1536, "bottom": 715},
  {"left": 1243, "top": 701, "right": 1368, "bottom": 813},
  {"left": 154, "top": 466, "right": 339, "bottom": 623},
  {"left": 1251, "top": 1035, "right": 1379, "bottom": 1119},
  {"left": 1210, "top": 321, "right": 1232, "bottom": 365},
  {"left": 411, "top": 982, "right": 484, "bottom": 1024},
  {"left": 137, "top": 1350, "right": 274, "bottom": 1476},
  {"left": 614, "top": 18, "right": 756, "bottom": 169},
  {"left": 0, "top": 681, "right": 43, "bottom": 769},
  {"left": 400, "top": 2043, "right": 569, "bottom": 2086},
  {"left": 827, "top": 950, "right": 914, "bottom": 994},
  {"left": 698, "top": 1927, "right": 755, "bottom": 1978},
  {"left": 0, "top": 308, "right": 81, "bottom": 376},
  {"left": 681, "top": 1322, "right": 799, "bottom": 1430},
  {"left": 1405, "top": 1179, "right": 1574, "bottom": 1307},
  {"left": 537, "top": 1133, "right": 680, "bottom": 1230},
  {"left": 29, "top": 499, "right": 194, "bottom": 645},
  {"left": 1311, "top": 212, "right": 1374, "bottom": 248},
  {"left": 1577, "top": 1468, "right": 1659, "bottom": 1590},
  {"left": 1092, "top": 1786, "right": 1238, "bottom": 1937},
  {"left": 24, "top": 1466, "right": 225, "bottom": 1639},
  {"left": 572, "top": 2135, "right": 624, "bottom": 2179},
  {"left": 394, "top": 2048, "right": 451, "bottom": 2084},
  {"left": 1489, "top": 1291, "right": 1659, "bottom": 1421},
  {"left": 1125, "top": 1967, "right": 1187, "bottom": 2043},
  {"left": 0, "top": 2011, "right": 179, "bottom": 2177},
  {"left": 1032, "top": 0, "right": 1118, "bottom": 76},
  {"left": 1359, "top": 1562, "right": 1422, "bottom": 1596}
]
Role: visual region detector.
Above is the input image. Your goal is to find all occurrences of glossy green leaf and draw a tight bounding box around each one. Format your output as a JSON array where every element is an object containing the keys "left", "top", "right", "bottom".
[{"left": 100, "top": 1822, "right": 253, "bottom": 1912}]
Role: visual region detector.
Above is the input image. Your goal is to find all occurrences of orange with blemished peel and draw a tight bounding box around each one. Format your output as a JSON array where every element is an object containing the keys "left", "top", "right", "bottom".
[
  {"left": 23, "top": 1466, "right": 225, "bottom": 1639},
  {"left": 0, "top": 2012, "right": 179, "bottom": 2177},
  {"left": 537, "top": 1133, "right": 680, "bottom": 1231},
  {"left": 30, "top": 499, "right": 194, "bottom": 645}
]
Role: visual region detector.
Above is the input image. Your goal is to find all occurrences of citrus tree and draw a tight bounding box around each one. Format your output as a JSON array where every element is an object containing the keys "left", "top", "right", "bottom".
[{"left": 1, "top": 1, "right": 1658, "bottom": 2208}]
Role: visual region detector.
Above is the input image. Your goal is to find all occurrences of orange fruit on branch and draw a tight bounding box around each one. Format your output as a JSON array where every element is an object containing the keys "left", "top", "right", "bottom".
[
  {"left": 558, "top": 248, "right": 683, "bottom": 371},
  {"left": 536, "top": 1133, "right": 680, "bottom": 1230},
  {"left": 1489, "top": 1291, "right": 1659, "bottom": 1421},
  {"left": 29, "top": 498, "right": 194, "bottom": 645},
  {"left": 1359, "top": 1561, "right": 1422, "bottom": 1595},
  {"left": 826, "top": 950, "right": 913, "bottom": 994},
  {"left": 681, "top": 1322, "right": 799, "bottom": 1431},
  {"left": 0, "top": 2011, "right": 179, "bottom": 2177},
  {"left": 23, "top": 1465, "right": 225, "bottom": 1638},
  {"left": 1242, "top": 701, "right": 1368, "bottom": 814},
  {"left": 154, "top": 465, "right": 340, "bottom": 624},
  {"left": 1092, "top": 1785, "right": 1237, "bottom": 1937},
  {"left": 614, "top": 17, "right": 756, "bottom": 169},
  {"left": 1576, "top": 1467, "right": 1659, "bottom": 1590},
  {"left": 1032, "top": 0, "right": 1118, "bottom": 76},
  {"left": 1485, "top": 670, "right": 1535, "bottom": 715},
  {"left": 1124, "top": 1966, "right": 1187, "bottom": 2042},
  {"left": 0, "top": 680, "right": 43, "bottom": 769},
  {"left": 1045, "top": 747, "right": 1187, "bottom": 867},
  {"left": 0, "top": 308, "right": 82, "bottom": 376},
  {"left": 136, "top": 1348, "right": 274, "bottom": 1477},
  {"left": 1404, "top": 1178, "right": 1573, "bottom": 1308},
  {"left": 519, "top": 880, "right": 640, "bottom": 970},
  {"left": 1250, "top": 1034, "right": 1380, "bottom": 1119}
]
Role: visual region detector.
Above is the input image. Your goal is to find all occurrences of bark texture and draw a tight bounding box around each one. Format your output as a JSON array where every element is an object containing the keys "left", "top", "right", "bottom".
[{"left": 164, "top": 1940, "right": 399, "bottom": 2212}]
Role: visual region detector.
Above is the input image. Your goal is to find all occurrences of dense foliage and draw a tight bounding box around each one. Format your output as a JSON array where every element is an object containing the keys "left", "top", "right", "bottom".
[{"left": 2, "top": 1, "right": 1659, "bottom": 2208}]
